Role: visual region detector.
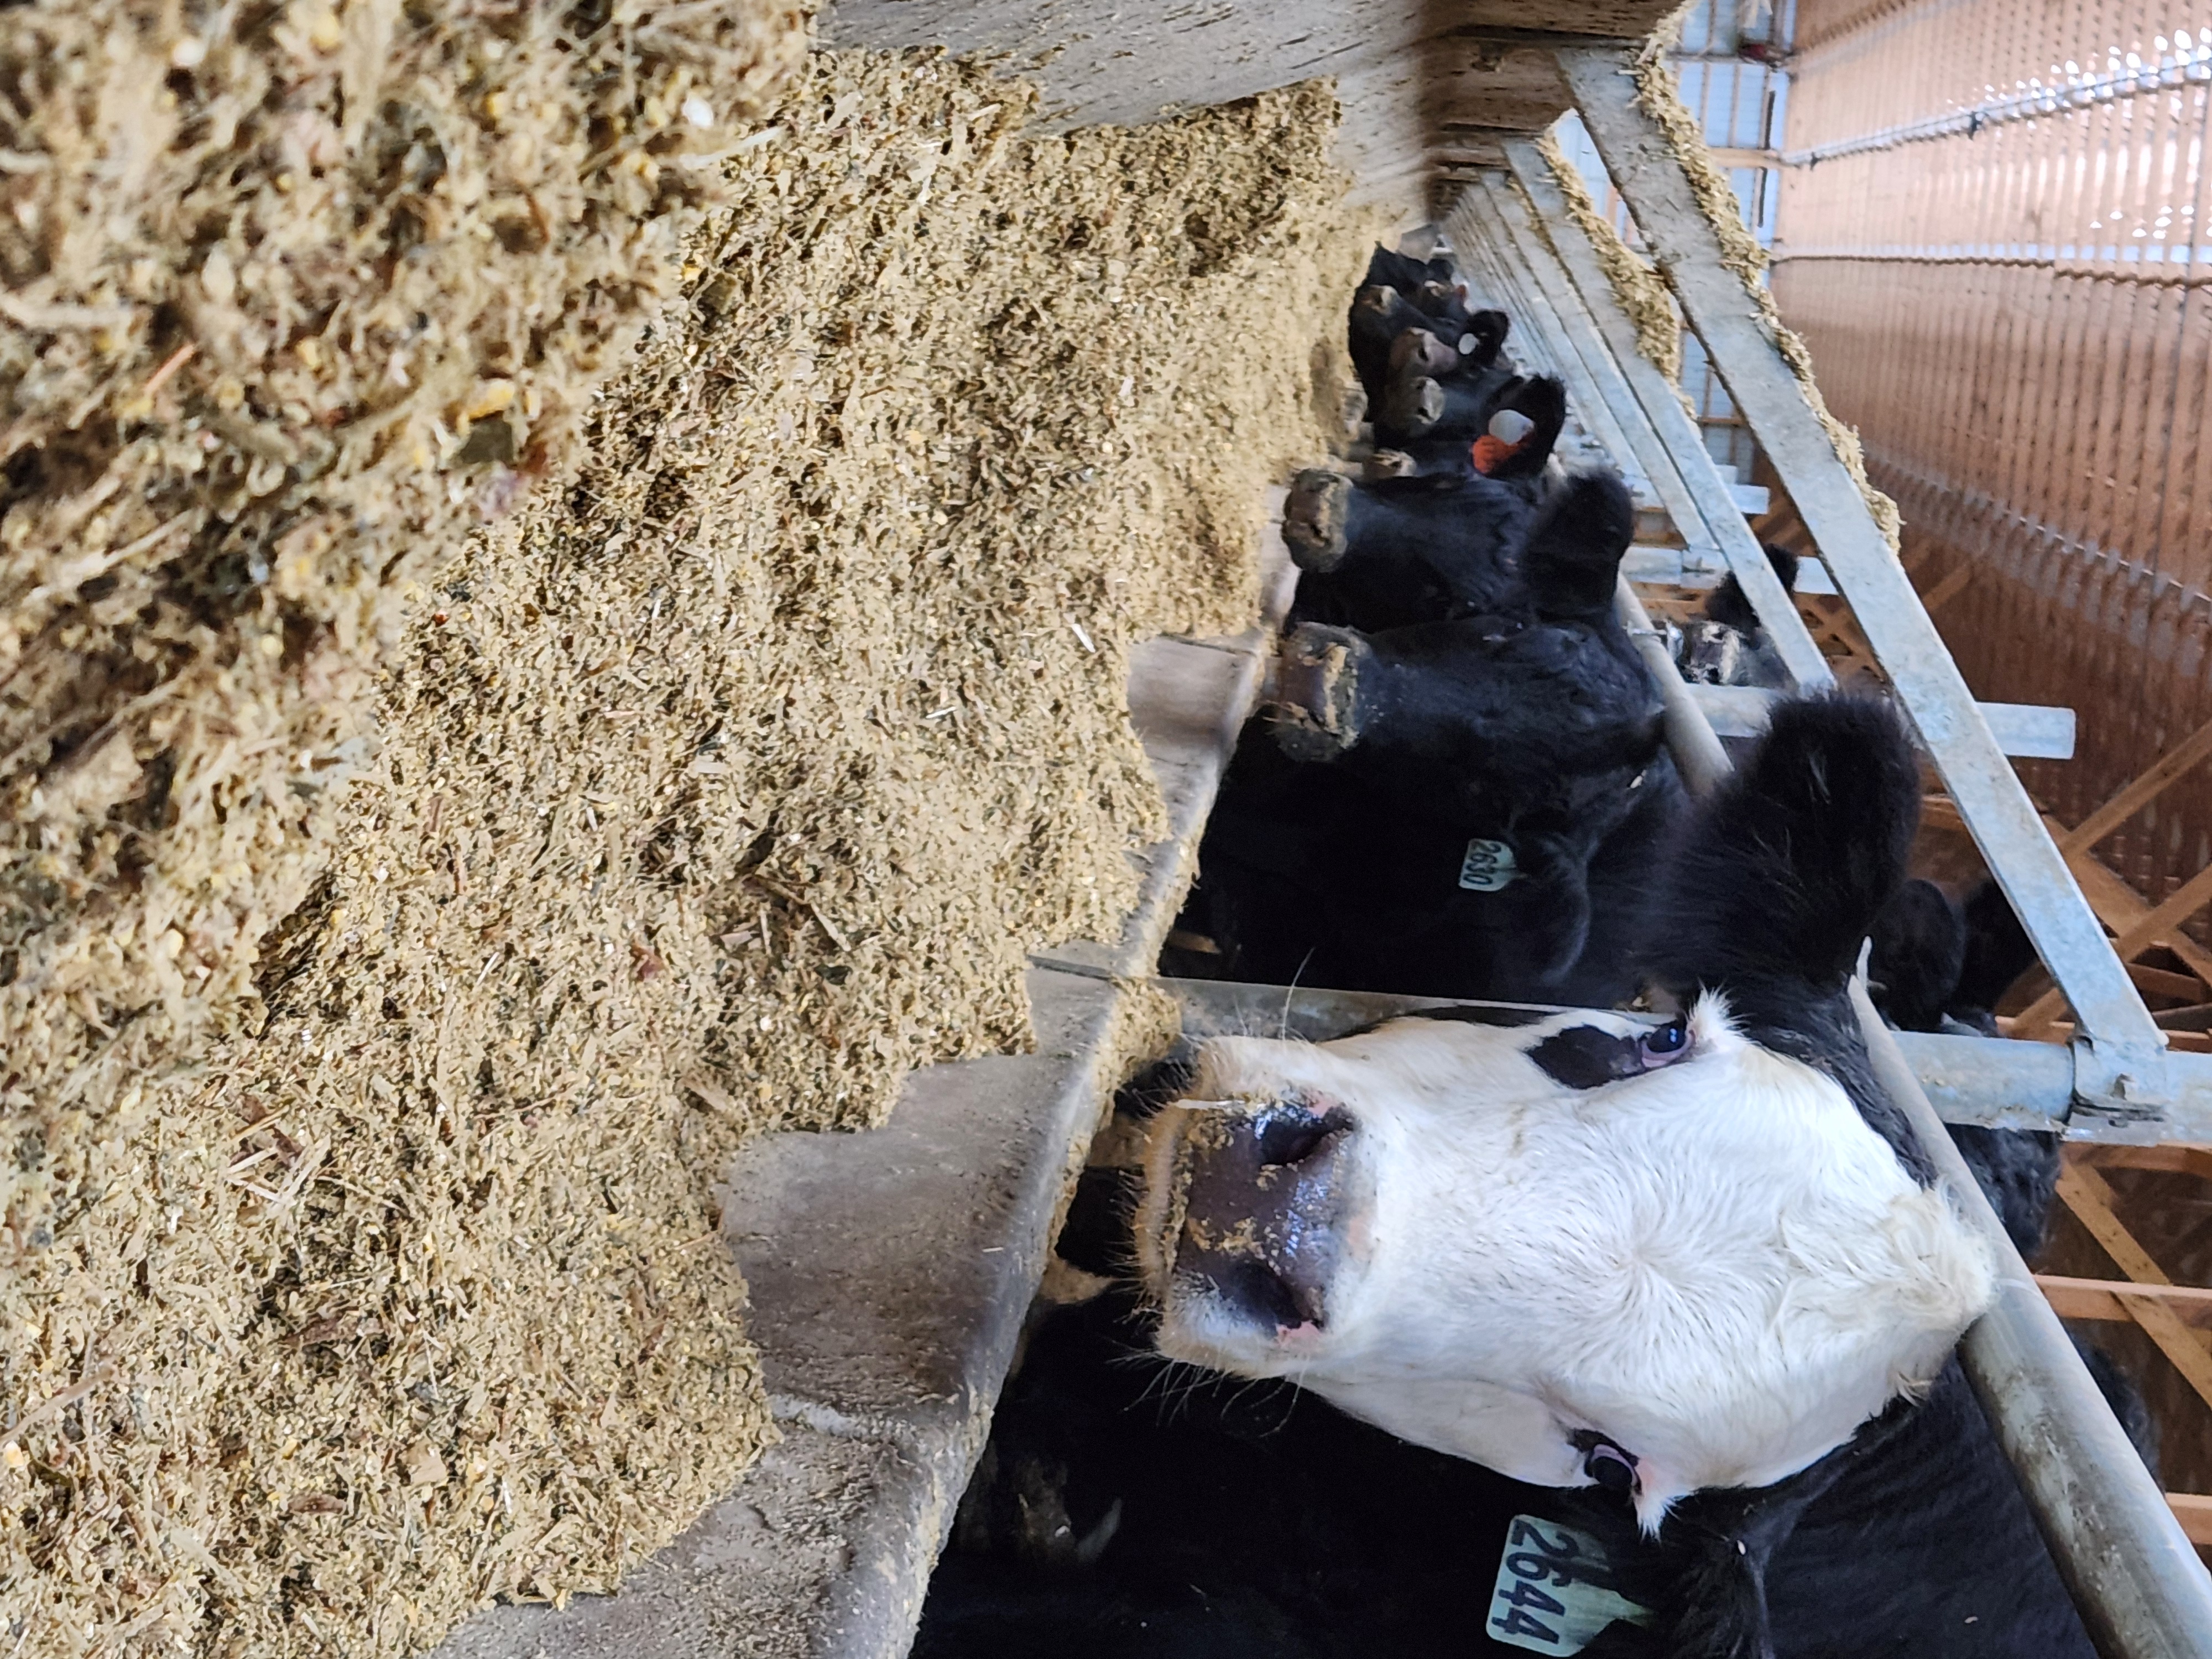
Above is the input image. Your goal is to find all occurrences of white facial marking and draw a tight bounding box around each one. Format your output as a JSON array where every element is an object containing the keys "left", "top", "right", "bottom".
[{"left": 1133, "top": 995, "right": 1995, "bottom": 1529}]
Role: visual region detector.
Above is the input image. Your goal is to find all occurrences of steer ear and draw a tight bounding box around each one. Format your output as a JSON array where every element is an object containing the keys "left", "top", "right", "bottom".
[
  {"left": 1639, "top": 695, "right": 1918, "bottom": 1011},
  {"left": 1481, "top": 374, "right": 1567, "bottom": 478},
  {"left": 1522, "top": 469, "right": 1635, "bottom": 619},
  {"left": 1463, "top": 307, "right": 1511, "bottom": 368}
]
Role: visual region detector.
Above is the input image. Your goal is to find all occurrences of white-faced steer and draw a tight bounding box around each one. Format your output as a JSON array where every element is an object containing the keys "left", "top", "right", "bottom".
[{"left": 1133, "top": 698, "right": 1996, "bottom": 1539}]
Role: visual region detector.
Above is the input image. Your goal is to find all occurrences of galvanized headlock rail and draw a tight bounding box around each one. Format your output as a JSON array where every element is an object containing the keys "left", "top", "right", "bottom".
[
  {"left": 1429, "top": 58, "right": 2212, "bottom": 1651},
  {"left": 1433, "top": 51, "right": 2212, "bottom": 1145},
  {"left": 1595, "top": 471, "right": 2212, "bottom": 1653}
]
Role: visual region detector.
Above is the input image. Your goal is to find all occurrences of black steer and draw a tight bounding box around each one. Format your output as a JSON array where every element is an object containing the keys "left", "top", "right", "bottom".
[
  {"left": 1952, "top": 875, "right": 2040, "bottom": 1031},
  {"left": 1867, "top": 875, "right": 2063, "bottom": 1258},
  {"left": 1192, "top": 469, "right": 1673, "bottom": 1003},
  {"left": 1283, "top": 378, "right": 1572, "bottom": 633},
  {"left": 1674, "top": 544, "right": 1802, "bottom": 690}
]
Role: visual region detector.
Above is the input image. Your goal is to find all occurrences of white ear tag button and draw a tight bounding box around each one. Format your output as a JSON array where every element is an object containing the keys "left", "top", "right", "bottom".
[
  {"left": 1458, "top": 838, "right": 1519, "bottom": 892},
  {"left": 1488, "top": 408, "right": 1537, "bottom": 445}
]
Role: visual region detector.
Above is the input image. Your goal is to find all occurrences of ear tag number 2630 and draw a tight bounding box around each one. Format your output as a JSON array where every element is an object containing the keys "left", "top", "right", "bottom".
[
  {"left": 1487, "top": 1516, "right": 1654, "bottom": 1655},
  {"left": 1459, "top": 838, "right": 1519, "bottom": 893}
]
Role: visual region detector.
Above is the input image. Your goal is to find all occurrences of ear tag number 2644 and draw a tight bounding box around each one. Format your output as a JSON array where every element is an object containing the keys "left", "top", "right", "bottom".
[{"left": 1487, "top": 1516, "right": 1654, "bottom": 1655}]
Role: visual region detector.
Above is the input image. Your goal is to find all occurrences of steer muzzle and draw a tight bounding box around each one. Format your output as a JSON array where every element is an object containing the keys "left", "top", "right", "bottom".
[
  {"left": 1378, "top": 372, "right": 1446, "bottom": 436},
  {"left": 1264, "top": 623, "right": 1370, "bottom": 763},
  {"left": 1148, "top": 1097, "right": 1355, "bottom": 1337},
  {"left": 1352, "top": 283, "right": 1401, "bottom": 320},
  {"left": 1282, "top": 468, "right": 1353, "bottom": 571},
  {"left": 1388, "top": 326, "right": 1462, "bottom": 380}
]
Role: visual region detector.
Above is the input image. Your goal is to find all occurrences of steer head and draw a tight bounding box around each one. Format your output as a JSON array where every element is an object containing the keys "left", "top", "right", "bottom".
[
  {"left": 1131, "top": 695, "right": 1997, "bottom": 1529},
  {"left": 1131, "top": 999, "right": 1990, "bottom": 1531}
]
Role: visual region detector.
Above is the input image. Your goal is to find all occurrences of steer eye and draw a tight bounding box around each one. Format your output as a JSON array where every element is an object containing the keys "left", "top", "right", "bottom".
[{"left": 1639, "top": 1019, "right": 1690, "bottom": 1066}]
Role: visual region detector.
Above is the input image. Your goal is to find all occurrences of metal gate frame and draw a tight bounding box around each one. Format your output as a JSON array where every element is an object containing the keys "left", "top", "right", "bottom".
[{"left": 1426, "top": 43, "right": 2212, "bottom": 1653}]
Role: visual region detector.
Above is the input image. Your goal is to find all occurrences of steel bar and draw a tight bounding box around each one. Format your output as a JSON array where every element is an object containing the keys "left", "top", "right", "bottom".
[
  {"left": 1585, "top": 457, "right": 2212, "bottom": 1650},
  {"left": 1560, "top": 42, "right": 2172, "bottom": 1102},
  {"left": 1854, "top": 979, "right": 2212, "bottom": 1659},
  {"left": 1457, "top": 181, "right": 1713, "bottom": 552},
  {"left": 1496, "top": 143, "right": 1838, "bottom": 690},
  {"left": 1690, "top": 682, "right": 2077, "bottom": 759},
  {"left": 1622, "top": 544, "right": 1839, "bottom": 593},
  {"left": 1453, "top": 212, "right": 1661, "bottom": 504},
  {"left": 1615, "top": 577, "right": 1733, "bottom": 794},
  {"left": 1885, "top": 1029, "right": 2072, "bottom": 1129}
]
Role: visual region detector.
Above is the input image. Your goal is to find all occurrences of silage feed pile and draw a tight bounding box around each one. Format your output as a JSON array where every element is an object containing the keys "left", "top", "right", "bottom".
[
  {"left": 1, "top": 41, "right": 1363, "bottom": 1659},
  {"left": 2, "top": 0, "right": 807, "bottom": 1164}
]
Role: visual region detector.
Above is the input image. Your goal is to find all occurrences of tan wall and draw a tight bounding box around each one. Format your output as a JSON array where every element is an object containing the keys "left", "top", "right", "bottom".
[{"left": 1775, "top": 0, "right": 2212, "bottom": 902}]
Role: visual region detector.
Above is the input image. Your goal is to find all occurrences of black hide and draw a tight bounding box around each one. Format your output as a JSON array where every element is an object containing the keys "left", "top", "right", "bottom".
[{"left": 1189, "top": 470, "right": 1673, "bottom": 1001}]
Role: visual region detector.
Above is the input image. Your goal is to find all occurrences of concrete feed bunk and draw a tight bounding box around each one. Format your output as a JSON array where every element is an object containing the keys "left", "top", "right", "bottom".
[{"left": 1, "top": 23, "right": 1368, "bottom": 1659}]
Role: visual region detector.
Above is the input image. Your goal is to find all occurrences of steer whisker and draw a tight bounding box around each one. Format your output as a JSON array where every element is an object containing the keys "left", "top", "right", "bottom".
[{"left": 1279, "top": 947, "right": 1318, "bottom": 1040}]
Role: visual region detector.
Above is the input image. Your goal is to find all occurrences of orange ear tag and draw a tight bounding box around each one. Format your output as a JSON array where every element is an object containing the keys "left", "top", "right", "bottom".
[{"left": 1470, "top": 434, "right": 1522, "bottom": 474}]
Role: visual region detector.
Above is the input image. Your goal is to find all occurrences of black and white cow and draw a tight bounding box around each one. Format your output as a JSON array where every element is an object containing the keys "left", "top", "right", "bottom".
[
  {"left": 1131, "top": 698, "right": 2128, "bottom": 1656},
  {"left": 1192, "top": 469, "right": 1676, "bottom": 1004},
  {"left": 921, "top": 1132, "right": 2147, "bottom": 1659}
]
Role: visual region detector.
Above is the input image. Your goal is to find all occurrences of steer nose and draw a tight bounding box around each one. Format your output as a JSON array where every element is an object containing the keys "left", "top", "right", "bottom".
[{"left": 1173, "top": 1099, "right": 1353, "bottom": 1334}]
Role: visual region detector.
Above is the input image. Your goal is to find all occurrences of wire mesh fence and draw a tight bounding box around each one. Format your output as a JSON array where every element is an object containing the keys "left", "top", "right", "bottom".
[{"left": 1775, "top": 0, "right": 2212, "bottom": 905}]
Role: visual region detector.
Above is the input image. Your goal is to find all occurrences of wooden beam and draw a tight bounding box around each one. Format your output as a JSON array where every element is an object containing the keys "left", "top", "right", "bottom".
[
  {"left": 1751, "top": 495, "right": 1804, "bottom": 547},
  {"left": 2005, "top": 1020, "right": 2212, "bottom": 1055},
  {"left": 1705, "top": 145, "right": 1782, "bottom": 169},
  {"left": 2133, "top": 963, "right": 2209, "bottom": 1003},
  {"left": 2061, "top": 714, "right": 2212, "bottom": 855},
  {"left": 2168, "top": 1493, "right": 2212, "bottom": 1546},
  {"left": 1920, "top": 793, "right": 1966, "bottom": 834},
  {"left": 1918, "top": 562, "right": 1974, "bottom": 617},
  {"left": 2016, "top": 861, "right": 2212, "bottom": 1036},
  {"left": 2075, "top": 1142, "right": 2212, "bottom": 1182},
  {"left": 2050, "top": 819, "right": 2212, "bottom": 988},
  {"left": 2055, "top": 1165, "right": 2212, "bottom": 1414},
  {"left": 2035, "top": 1274, "right": 2212, "bottom": 1327}
]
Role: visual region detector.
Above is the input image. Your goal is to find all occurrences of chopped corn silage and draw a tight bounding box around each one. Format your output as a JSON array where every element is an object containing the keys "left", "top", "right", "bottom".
[{"left": 1, "top": 52, "right": 1364, "bottom": 1659}]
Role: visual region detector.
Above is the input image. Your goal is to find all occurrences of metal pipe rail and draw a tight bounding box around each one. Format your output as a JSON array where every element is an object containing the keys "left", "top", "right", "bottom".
[
  {"left": 1610, "top": 494, "right": 2212, "bottom": 1657},
  {"left": 1474, "top": 161, "right": 1837, "bottom": 691},
  {"left": 1689, "top": 682, "right": 2078, "bottom": 759},
  {"left": 1553, "top": 44, "right": 2176, "bottom": 1132},
  {"left": 1444, "top": 153, "right": 2212, "bottom": 1141},
  {"left": 1862, "top": 989, "right": 2212, "bottom": 1659}
]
